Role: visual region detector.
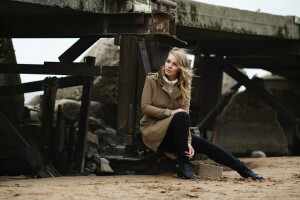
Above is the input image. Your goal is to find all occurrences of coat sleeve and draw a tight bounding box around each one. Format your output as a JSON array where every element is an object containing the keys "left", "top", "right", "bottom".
[{"left": 141, "top": 76, "right": 173, "bottom": 119}]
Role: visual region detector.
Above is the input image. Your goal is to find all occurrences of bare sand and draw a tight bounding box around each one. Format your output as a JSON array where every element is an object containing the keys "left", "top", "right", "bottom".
[{"left": 0, "top": 157, "right": 300, "bottom": 200}]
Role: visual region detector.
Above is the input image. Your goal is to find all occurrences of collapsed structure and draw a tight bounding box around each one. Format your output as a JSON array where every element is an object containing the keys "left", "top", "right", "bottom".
[{"left": 0, "top": 0, "right": 299, "bottom": 176}]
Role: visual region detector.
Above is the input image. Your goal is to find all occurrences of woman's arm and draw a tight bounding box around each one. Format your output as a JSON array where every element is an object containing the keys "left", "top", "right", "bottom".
[{"left": 141, "top": 75, "right": 173, "bottom": 119}]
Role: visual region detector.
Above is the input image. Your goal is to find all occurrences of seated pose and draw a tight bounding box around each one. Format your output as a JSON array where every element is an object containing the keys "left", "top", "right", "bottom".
[{"left": 140, "top": 47, "right": 263, "bottom": 180}]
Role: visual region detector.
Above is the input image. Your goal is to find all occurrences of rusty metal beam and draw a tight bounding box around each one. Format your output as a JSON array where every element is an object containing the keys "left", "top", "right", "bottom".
[
  {"left": 0, "top": 9, "right": 175, "bottom": 37},
  {"left": 134, "top": 38, "right": 152, "bottom": 76},
  {"left": 0, "top": 110, "right": 60, "bottom": 177}
]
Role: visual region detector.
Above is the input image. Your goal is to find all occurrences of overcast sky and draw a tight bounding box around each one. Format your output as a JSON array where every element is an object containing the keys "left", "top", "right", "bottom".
[{"left": 12, "top": 0, "right": 300, "bottom": 102}]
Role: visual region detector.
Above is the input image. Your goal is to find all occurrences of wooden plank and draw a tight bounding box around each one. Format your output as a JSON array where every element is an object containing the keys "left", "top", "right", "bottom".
[
  {"left": 221, "top": 62, "right": 298, "bottom": 132},
  {"left": 40, "top": 77, "right": 58, "bottom": 159},
  {"left": 74, "top": 57, "right": 95, "bottom": 173},
  {"left": 59, "top": 37, "right": 101, "bottom": 62},
  {"left": 0, "top": 76, "right": 84, "bottom": 96},
  {"left": 227, "top": 57, "right": 300, "bottom": 69},
  {"left": 0, "top": 63, "right": 101, "bottom": 76},
  {"left": 0, "top": 111, "right": 60, "bottom": 177}
]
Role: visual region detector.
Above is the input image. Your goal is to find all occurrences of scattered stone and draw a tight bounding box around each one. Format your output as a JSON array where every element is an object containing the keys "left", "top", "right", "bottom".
[
  {"left": 87, "top": 132, "right": 99, "bottom": 146},
  {"left": 104, "top": 145, "right": 125, "bottom": 156},
  {"left": 25, "top": 95, "right": 42, "bottom": 106},
  {"left": 105, "top": 138, "right": 117, "bottom": 147},
  {"left": 95, "top": 157, "right": 114, "bottom": 173},
  {"left": 86, "top": 146, "right": 99, "bottom": 159},
  {"left": 191, "top": 162, "right": 223, "bottom": 179},
  {"left": 251, "top": 151, "right": 266, "bottom": 158}
]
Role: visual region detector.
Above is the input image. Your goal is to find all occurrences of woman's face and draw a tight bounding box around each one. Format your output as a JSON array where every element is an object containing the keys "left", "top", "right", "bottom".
[{"left": 164, "top": 53, "right": 180, "bottom": 81}]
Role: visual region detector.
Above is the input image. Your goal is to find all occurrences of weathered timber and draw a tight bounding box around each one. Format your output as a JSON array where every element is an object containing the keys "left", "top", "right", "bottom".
[
  {"left": 221, "top": 62, "right": 299, "bottom": 132},
  {"left": 67, "top": 125, "right": 76, "bottom": 170},
  {"left": 54, "top": 105, "right": 64, "bottom": 158},
  {"left": 194, "top": 57, "right": 223, "bottom": 129},
  {"left": 41, "top": 77, "right": 58, "bottom": 158},
  {"left": 74, "top": 57, "right": 95, "bottom": 173},
  {"left": 0, "top": 111, "right": 60, "bottom": 177},
  {"left": 227, "top": 57, "right": 300, "bottom": 69},
  {"left": 117, "top": 36, "right": 138, "bottom": 145},
  {"left": 0, "top": 63, "right": 101, "bottom": 76},
  {"left": 0, "top": 65, "right": 118, "bottom": 96},
  {"left": 197, "top": 92, "right": 236, "bottom": 132},
  {"left": 59, "top": 36, "right": 102, "bottom": 62},
  {"left": 0, "top": 76, "right": 84, "bottom": 96},
  {"left": 107, "top": 152, "right": 177, "bottom": 175},
  {"left": 194, "top": 41, "right": 300, "bottom": 56}
]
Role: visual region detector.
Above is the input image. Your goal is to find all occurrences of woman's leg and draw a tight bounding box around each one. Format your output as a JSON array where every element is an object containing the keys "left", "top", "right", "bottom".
[
  {"left": 159, "top": 112, "right": 190, "bottom": 163},
  {"left": 159, "top": 112, "right": 199, "bottom": 179},
  {"left": 191, "top": 135, "right": 263, "bottom": 180}
]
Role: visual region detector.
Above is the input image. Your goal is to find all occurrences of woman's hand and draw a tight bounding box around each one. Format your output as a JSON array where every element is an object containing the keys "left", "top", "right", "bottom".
[
  {"left": 171, "top": 108, "right": 188, "bottom": 115},
  {"left": 185, "top": 142, "right": 194, "bottom": 158}
]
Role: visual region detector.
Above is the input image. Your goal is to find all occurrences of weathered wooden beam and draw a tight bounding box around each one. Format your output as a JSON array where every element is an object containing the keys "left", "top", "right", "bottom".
[
  {"left": 0, "top": 76, "right": 84, "bottom": 96},
  {"left": 227, "top": 56, "right": 300, "bottom": 69},
  {"left": 100, "top": 66, "right": 119, "bottom": 77},
  {"left": 220, "top": 62, "right": 298, "bottom": 132},
  {"left": 199, "top": 41, "right": 300, "bottom": 56},
  {"left": 59, "top": 37, "right": 101, "bottom": 63},
  {"left": 40, "top": 77, "right": 58, "bottom": 159},
  {"left": 0, "top": 111, "right": 60, "bottom": 177},
  {"left": 75, "top": 57, "right": 95, "bottom": 173},
  {"left": 0, "top": 63, "right": 101, "bottom": 76}
]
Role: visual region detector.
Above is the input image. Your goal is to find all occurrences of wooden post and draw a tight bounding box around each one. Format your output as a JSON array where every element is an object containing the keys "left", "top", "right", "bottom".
[
  {"left": 74, "top": 56, "right": 95, "bottom": 173},
  {"left": 41, "top": 77, "right": 58, "bottom": 158}
]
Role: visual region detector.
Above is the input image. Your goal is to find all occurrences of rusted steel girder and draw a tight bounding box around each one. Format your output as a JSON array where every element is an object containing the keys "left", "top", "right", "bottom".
[{"left": 0, "top": 9, "right": 176, "bottom": 37}]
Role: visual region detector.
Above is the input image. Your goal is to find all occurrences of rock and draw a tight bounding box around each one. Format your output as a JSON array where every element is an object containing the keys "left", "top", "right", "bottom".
[
  {"left": 104, "top": 145, "right": 125, "bottom": 156},
  {"left": 87, "top": 132, "right": 99, "bottom": 146},
  {"left": 105, "top": 138, "right": 117, "bottom": 147},
  {"left": 86, "top": 146, "right": 99, "bottom": 159},
  {"left": 25, "top": 95, "right": 42, "bottom": 106},
  {"left": 251, "top": 151, "right": 266, "bottom": 158},
  {"left": 56, "top": 85, "right": 82, "bottom": 101},
  {"left": 85, "top": 161, "right": 97, "bottom": 174},
  {"left": 216, "top": 87, "right": 289, "bottom": 156},
  {"left": 94, "top": 127, "right": 116, "bottom": 141},
  {"left": 54, "top": 99, "right": 104, "bottom": 124},
  {"left": 82, "top": 38, "right": 120, "bottom": 67},
  {"left": 94, "top": 157, "right": 114, "bottom": 174},
  {"left": 191, "top": 161, "right": 223, "bottom": 179}
]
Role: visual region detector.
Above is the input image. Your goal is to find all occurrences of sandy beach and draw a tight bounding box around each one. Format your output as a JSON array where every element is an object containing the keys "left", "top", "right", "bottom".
[{"left": 0, "top": 157, "right": 300, "bottom": 200}]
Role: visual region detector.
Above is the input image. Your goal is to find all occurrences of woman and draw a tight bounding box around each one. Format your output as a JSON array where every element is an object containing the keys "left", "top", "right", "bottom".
[{"left": 140, "top": 47, "right": 263, "bottom": 180}]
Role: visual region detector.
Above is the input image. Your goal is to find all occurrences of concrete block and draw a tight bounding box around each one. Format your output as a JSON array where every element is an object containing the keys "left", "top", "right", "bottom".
[{"left": 191, "top": 161, "right": 223, "bottom": 179}]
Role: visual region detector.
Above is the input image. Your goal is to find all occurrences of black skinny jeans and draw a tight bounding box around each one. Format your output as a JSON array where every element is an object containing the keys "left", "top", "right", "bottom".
[{"left": 159, "top": 112, "right": 243, "bottom": 170}]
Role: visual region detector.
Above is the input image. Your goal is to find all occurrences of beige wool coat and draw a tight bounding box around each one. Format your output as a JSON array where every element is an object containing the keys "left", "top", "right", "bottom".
[{"left": 140, "top": 72, "right": 191, "bottom": 152}]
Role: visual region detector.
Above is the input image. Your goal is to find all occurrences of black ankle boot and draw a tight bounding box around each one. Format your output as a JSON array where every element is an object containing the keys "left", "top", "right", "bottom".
[
  {"left": 176, "top": 163, "right": 200, "bottom": 179},
  {"left": 237, "top": 163, "right": 263, "bottom": 180}
]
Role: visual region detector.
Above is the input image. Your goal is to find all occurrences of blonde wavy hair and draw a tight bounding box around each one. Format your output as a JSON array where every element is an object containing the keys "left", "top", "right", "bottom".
[{"left": 158, "top": 47, "right": 194, "bottom": 105}]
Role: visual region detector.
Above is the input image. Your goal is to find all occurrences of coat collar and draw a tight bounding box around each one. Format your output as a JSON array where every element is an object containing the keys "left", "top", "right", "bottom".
[
  {"left": 162, "top": 82, "right": 181, "bottom": 100},
  {"left": 150, "top": 72, "right": 181, "bottom": 99}
]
